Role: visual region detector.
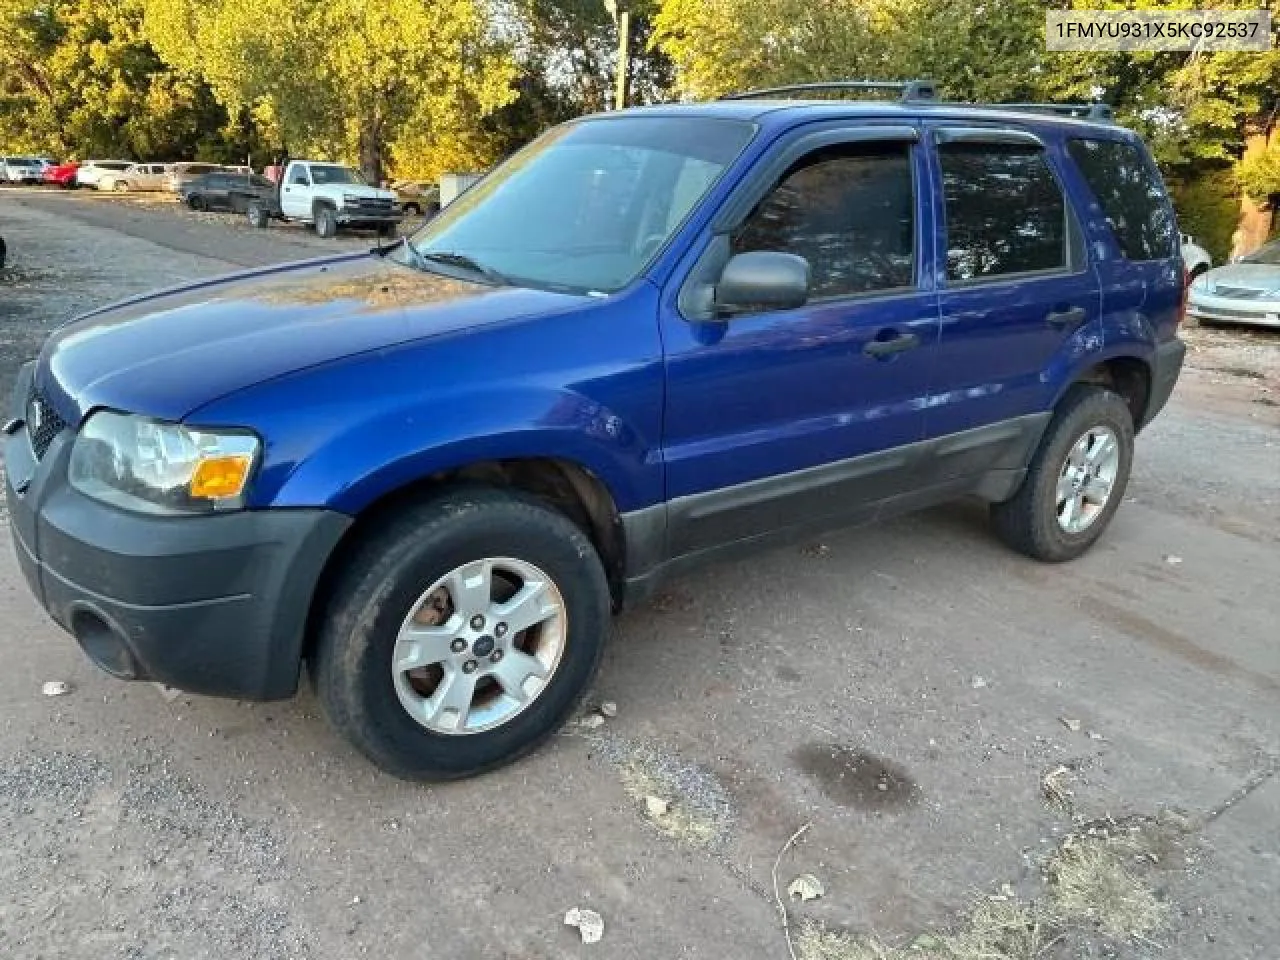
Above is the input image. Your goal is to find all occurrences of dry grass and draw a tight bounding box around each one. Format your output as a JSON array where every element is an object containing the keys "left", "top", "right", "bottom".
[
  {"left": 617, "top": 758, "right": 723, "bottom": 846},
  {"left": 793, "top": 899, "right": 1060, "bottom": 960},
  {"left": 1045, "top": 831, "right": 1169, "bottom": 938}
]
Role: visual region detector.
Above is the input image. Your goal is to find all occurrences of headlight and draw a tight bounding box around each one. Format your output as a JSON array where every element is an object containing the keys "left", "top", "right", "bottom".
[
  {"left": 342, "top": 193, "right": 361, "bottom": 204},
  {"left": 69, "top": 411, "right": 260, "bottom": 514}
]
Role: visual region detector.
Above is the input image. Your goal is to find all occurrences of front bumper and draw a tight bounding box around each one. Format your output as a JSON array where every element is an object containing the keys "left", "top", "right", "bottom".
[
  {"left": 336, "top": 204, "right": 402, "bottom": 226},
  {"left": 1187, "top": 290, "right": 1280, "bottom": 328},
  {"left": 4, "top": 367, "right": 350, "bottom": 699}
]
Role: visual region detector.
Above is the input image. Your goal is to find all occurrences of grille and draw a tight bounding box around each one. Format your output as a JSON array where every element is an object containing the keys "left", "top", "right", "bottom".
[
  {"left": 26, "top": 388, "right": 67, "bottom": 460},
  {"left": 346, "top": 197, "right": 394, "bottom": 212},
  {"left": 1210, "top": 285, "right": 1270, "bottom": 300}
]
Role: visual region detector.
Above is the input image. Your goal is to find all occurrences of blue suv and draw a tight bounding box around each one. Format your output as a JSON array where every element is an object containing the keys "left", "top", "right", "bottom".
[{"left": 3, "top": 82, "right": 1185, "bottom": 779}]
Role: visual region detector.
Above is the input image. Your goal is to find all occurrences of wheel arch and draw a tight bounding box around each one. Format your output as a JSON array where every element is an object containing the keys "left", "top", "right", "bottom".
[
  {"left": 1059, "top": 352, "right": 1153, "bottom": 428},
  {"left": 301, "top": 456, "right": 629, "bottom": 664}
]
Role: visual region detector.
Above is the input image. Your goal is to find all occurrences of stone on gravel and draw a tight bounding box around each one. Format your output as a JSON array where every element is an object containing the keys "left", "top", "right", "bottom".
[
  {"left": 41, "top": 681, "right": 71, "bottom": 697},
  {"left": 599, "top": 701, "right": 618, "bottom": 718},
  {"left": 788, "top": 873, "right": 824, "bottom": 902},
  {"left": 564, "top": 906, "right": 604, "bottom": 944}
]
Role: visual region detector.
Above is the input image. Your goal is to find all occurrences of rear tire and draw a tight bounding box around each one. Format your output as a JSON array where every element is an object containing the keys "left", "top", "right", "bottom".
[
  {"left": 315, "top": 205, "right": 338, "bottom": 238},
  {"left": 310, "top": 488, "right": 611, "bottom": 780},
  {"left": 990, "top": 386, "right": 1134, "bottom": 562},
  {"left": 246, "top": 202, "right": 270, "bottom": 229}
]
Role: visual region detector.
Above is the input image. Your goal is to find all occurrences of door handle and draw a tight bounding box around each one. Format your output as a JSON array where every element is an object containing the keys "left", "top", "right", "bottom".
[
  {"left": 1046, "top": 306, "right": 1088, "bottom": 329},
  {"left": 863, "top": 331, "right": 921, "bottom": 358}
]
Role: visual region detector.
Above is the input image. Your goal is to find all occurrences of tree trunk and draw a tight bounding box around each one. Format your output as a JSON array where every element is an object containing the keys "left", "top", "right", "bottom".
[
  {"left": 359, "top": 113, "right": 384, "bottom": 186},
  {"left": 1232, "top": 126, "right": 1275, "bottom": 260}
]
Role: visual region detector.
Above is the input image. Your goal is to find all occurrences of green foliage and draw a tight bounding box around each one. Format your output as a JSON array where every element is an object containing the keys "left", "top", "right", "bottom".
[
  {"left": 1236, "top": 141, "right": 1280, "bottom": 204},
  {"left": 1170, "top": 169, "right": 1241, "bottom": 263},
  {"left": 0, "top": 0, "right": 251, "bottom": 160}
]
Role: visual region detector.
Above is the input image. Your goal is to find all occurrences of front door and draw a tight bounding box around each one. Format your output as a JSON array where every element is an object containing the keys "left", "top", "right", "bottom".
[
  {"left": 660, "top": 128, "right": 940, "bottom": 557},
  {"left": 281, "top": 166, "right": 312, "bottom": 218}
]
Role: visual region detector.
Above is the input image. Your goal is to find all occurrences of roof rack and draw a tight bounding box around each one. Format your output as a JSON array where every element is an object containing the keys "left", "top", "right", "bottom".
[
  {"left": 969, "top": 102, "right": 1115, "bottom": 122},
  {"left": 721, "top": 80, "right": 938, "bottom": 102}
]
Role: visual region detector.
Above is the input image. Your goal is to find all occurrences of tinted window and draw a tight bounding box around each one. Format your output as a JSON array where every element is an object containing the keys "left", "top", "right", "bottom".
[
  {"left": 732, "top": 143, "right": 915, "bottom": 299},
  {"left": 1067, "top": 138, "right": 1176, "bottom": 261},
  {"left": 288, "top": 166, "right": 310, "bottom": 185},
  {"left": 940, "top": 144, "right": 1066, "bottom": 282}
]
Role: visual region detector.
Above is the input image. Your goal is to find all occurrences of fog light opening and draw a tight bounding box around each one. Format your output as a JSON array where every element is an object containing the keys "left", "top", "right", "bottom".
[{"left": 70, "top": 608, "right": 139, "bottom": 680}]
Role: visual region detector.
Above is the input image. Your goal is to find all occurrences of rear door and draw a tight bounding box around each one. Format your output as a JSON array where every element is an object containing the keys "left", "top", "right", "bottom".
[
  {"left": 660, "top": 124, "right": 941, "bottom": 556},
  {"left": 925, "top": 125, "right": 1100, "bottom": 478}
]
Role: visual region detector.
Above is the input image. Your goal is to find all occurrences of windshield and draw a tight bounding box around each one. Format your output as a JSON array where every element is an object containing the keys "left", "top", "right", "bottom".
[
  {"left": 311, "top": 165, "right": 367, "bottom": 185},
  {"left": 409, "top": 116, "right": 755, "bottom": 294},
  {"left": 1242, "top": 240, "right": 1280, "bottom": 265}
]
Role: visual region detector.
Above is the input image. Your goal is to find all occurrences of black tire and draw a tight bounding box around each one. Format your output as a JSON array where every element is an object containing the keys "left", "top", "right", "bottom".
[
  {"left": 187, "top": 194, "right": 206, "bottom": 211},
  {"left": 990, "top": 385, "right": 1135, "bottom": 562},
  {"left": 403, "top": 202, "right": 421, "bottom": 217},
  {"left": 425, "top": 201, "right": 441, "bottom": 219},
  {"left": 377, "top": 221, "right": 396, "bottom": 238},
  {"left": 310, "top": 487, "right": 611, "bottom": 781},
  {"left": 314, "top": 205, "right": 337, "bottom": 238},
  {"left": 246, "top": 201, "right": 270, "bottom": 229}
]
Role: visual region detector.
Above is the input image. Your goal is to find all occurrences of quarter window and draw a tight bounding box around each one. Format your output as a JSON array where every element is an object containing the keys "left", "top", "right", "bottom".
[
  {"left": 1066, "top": 138, "right": 1175, "bottom": 261},
  {"left": 732, "top": 142, "right": 915, "bottom": 300},
  {"left": 940, "top": 144, "right": 1066, "bottom": 282}
]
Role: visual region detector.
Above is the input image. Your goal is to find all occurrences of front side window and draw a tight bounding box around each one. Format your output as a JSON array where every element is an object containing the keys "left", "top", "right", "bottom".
[
  {"left": 1066, "top": 138, "right": 1175, "bottom": 261},
  {"left": 409, "top": 116, "right": 756, "bottom": 294},
  {"left": 288, "top": 166, "right": 310, "bottom": 186},
  {"left": 940, "top": 143, "right": 1066, "bottom": 282},
  {"left": 732, "top": 142, "right": 915, "bottom": 299}
]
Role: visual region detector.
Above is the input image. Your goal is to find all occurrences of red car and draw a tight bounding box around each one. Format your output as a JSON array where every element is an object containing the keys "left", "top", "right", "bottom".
[{"left": 42, "top": 161, "right": 79, "bottom": 188}]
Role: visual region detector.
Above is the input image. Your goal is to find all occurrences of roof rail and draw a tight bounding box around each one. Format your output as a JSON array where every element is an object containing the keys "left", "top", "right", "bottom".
[
  {"left": 721, "top": 80, "right": 938, "bottom": 102},
  {"left": 936, "top": 101, "right": 1115, "bottom": 122}
]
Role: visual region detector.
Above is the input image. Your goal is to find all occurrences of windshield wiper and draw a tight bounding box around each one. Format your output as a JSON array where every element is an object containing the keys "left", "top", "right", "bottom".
[{"left": 415, "top": 248, "right": 510, "bottom": 286}]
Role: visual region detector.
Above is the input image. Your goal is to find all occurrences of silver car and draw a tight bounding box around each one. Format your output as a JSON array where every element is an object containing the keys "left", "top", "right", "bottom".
[
  {"left": 97, "top": 162, "right": 172, "bottom": 192},
  {"left": 1188, "top": 239, "right": 1280, "bottom": 329},
  {"left": 1, "top": 156, "right": 44, "bottom": 183}
]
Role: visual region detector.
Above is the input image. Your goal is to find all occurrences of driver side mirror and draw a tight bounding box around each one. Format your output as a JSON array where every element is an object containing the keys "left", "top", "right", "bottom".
[{"left": 714, "top": 251, "right": 810, "bottom": 316}]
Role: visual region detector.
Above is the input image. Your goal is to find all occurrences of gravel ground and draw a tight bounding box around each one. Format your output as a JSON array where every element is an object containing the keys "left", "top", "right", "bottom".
[{"left": 1, "top": 189, "right": 1278, "bottom": 959}]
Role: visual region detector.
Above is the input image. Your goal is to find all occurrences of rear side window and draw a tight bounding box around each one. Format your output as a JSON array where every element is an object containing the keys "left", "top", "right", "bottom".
[
  {"left": 940, "top": 144, "right": 1066, "bottom": 282},
  {"left": 1066, "top": 138, "right": 1175, "bottom": 261},
  {"left": 733, "top": 142, "right": 915, "bottom": 298}
]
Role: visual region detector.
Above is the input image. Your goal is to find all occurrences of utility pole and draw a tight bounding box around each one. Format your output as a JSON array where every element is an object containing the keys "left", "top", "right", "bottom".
[{"left": 604, "top": 0, "right": 632, "bottom": 110}]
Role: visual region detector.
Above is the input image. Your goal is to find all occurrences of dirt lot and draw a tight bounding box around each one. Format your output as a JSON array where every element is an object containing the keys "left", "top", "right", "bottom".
[{"left": 1, "top": 188, "right": 1278, "bottom": 960}]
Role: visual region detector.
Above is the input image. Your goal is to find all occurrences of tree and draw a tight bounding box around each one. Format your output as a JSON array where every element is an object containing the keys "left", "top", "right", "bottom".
[
  {"left": 142, "top": 0, "right": 518, "bottom": 182},
  {"left": 0, "top": 0, "right": 241, "bottom": 160}
]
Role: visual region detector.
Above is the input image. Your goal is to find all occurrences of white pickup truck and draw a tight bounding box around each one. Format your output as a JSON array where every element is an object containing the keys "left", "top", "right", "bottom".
[{"left": 247, "top": 159, "right": 402, "bottom": 237}]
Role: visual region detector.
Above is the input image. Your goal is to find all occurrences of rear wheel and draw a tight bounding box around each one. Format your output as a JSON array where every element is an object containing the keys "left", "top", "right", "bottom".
[
  {"left": 310, "top": 488, "right": 610, "bottom": 780},
  {"left": 990, "top": 385, "right": 1134, "bottom": 562},
  {"left": 246, "top": 201, "right": 270, "bottom": 229}
]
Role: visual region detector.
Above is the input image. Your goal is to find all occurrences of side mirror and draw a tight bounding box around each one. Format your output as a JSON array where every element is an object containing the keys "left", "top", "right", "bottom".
[{"left": 714, "top": 251, "right": 810, "bottom": 316}]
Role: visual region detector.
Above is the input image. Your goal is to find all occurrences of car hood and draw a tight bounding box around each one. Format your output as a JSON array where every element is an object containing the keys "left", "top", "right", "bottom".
[
  {"left": 315, "top": 183, "right": 395, "bottom": 200},
  {"left": 1202, "top": 262, "right": 1280, "bottom": 294},
  {"left": 36, "top": 252, "right": 587, "bottom": 423}
]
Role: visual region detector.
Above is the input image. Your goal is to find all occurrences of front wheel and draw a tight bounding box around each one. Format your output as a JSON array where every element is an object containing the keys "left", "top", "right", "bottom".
[
  {"left": 310, "top": 488, "right": 611, "bottom": 780},
  {"left": 314, "top": 206, "right": 338, "bottom": 238},
  {"left": 990, "top": 386, "right": 1134, "bottom": 562}
]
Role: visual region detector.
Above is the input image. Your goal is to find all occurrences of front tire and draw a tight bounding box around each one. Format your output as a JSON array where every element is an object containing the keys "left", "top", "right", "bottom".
[
  {"left": 311, "top": 488, "right": 611, "bottom": 781},
  {"left": 990, "top": 386, "right": 1134, "bottom": 562},
  {"left": 314, "top": 205, "right": 338, "bottom": 238},
  {"left": 246, "top": 201, "right": 270, "bottom": 228}
]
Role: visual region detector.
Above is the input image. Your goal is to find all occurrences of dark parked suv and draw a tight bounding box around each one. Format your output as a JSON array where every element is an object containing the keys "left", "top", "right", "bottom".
[{"left": 4, "top": 81, "right": 1185, "bottom": 780}]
